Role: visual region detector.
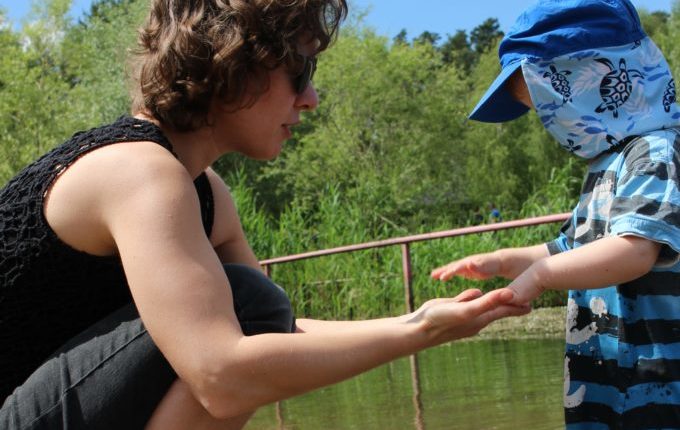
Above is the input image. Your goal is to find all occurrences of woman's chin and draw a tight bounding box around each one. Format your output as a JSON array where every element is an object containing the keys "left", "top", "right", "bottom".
[{"left": 252, "top": 143, "right": 283, "bottom": 161}]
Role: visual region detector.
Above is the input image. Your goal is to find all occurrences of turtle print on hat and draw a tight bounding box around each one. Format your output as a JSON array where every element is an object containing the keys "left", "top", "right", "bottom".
[
  {"left": 543, "top": 65, "right": 573, "bottom": 103},
  {"left": 594, "top": 58, "right": 644, "bottom": 118},
  {"left": 663, "top": 78, "right": 676, "bottom": 112}
]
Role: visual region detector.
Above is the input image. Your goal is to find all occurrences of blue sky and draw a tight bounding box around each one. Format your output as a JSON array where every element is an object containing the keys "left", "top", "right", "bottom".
[
  {"left": 0, "top": 0, "right": 93, "bottom": 24},
  {"left": 0, "top": 0, "right": 674, "bottom": 38},
  {"left": 352, "top": 0, "right": 673, "bottom": 38}
]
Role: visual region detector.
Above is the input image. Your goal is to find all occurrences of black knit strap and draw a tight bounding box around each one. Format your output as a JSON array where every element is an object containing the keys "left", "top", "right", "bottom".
[{"left": 193, "top": 172, "right": 214, "bottom": 238}]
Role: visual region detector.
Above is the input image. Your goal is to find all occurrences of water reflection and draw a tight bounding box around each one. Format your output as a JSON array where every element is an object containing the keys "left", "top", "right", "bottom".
[
  {"left": 275, "top": 401, "right": 285, "bottom": 430},
  {"left": 246, "top": 339, "right": 564, "bottom": 430},
  {"left": 410, "top": 354, "right": 425, "bottom": 430}
]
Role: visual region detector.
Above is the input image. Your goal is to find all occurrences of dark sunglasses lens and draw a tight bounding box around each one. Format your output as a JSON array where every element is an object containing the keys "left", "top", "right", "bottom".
[{"left": 295, "top": 57, "right": 316, "bottom": 94}]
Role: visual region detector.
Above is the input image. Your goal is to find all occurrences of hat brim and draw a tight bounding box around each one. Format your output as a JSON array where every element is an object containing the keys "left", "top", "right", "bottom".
[{"left": 469, "top": 62, "right": 530, "bottom": 123}]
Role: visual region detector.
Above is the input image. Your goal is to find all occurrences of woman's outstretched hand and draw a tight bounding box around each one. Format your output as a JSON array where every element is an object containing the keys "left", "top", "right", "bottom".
[{"left": 408, "top": 288, "right": 531, "bottom": 346}]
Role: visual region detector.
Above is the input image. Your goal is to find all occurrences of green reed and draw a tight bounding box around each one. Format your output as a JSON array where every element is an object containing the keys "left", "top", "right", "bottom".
[{"left": 229, "top": 167, "right": 573, "bottom": 320}]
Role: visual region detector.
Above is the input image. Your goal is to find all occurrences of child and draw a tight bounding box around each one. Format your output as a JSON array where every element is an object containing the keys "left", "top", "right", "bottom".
[{"left": 432, "top": 0, "right": 680, "bottom": 427}]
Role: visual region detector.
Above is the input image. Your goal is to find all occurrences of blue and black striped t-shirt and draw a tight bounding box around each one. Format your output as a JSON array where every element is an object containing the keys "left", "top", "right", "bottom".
[{"left": 548, "top": 129, "right": 680, "bottom": 429}]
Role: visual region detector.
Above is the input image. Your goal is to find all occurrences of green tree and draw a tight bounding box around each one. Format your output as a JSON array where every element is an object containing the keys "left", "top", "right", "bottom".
[
  {"left": 393, "top": 28, "right": 408, "bottom": 45},
  {"left": 258, "top": 28, "right": 472, "bottom": 230},
  {"left": 638, "top": 8, "right": 669, "bottom": 40},
  {"left": 0, "top": 0, "right": 75, "bottom": 183},
  {"left": 0, "top": 0, "right": 147, "bottom": 185},
  {"left": 440, "top": 30, "right": 477, "bottom": 73},
  {"left": 649, "top": 1, "right": 680, "bottom": 81},
  {"left": 470, "top": 18, "right": 503, "bottom": 54},
  {"left": 60, "top": 0, "right": 146, "bottom": 127},
  {"left": 413, "top": 30, "right": 440, "bottom": 47}
]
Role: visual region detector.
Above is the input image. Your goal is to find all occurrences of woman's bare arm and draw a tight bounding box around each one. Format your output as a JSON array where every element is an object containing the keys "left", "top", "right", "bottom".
[{"left": 93, "top": 146, "right": 527, "bottom": 419}]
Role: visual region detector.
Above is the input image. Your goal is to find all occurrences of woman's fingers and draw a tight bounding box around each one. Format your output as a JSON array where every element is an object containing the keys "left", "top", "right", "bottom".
[
  {"left": 459, "top": 288, "right": 515, "bottom": 319},
  {"left": 474, "top": 302, "right": 532, "bottom": 328},
  {"left": 421, "top": 289, "right": 530, "bottom": 343},
  {"left": 451, "top": 288, "right": 483, "bottom": 302}
]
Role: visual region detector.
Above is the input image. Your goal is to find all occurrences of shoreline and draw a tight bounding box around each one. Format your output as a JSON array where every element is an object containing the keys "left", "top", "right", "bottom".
[{"left": 468, "top": 306, "right": 566, "bottom": 341}]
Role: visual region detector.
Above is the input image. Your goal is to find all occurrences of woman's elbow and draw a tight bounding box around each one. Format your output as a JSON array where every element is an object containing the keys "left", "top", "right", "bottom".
[
  {"left": 184, "top": 354, "right": 259, "bottom": 419},
  {"left": 190, "top": 371, "right": 254, "bottom": 419},
  {"left": 199, "top": 390, "right": 249, "bottom": 420}
]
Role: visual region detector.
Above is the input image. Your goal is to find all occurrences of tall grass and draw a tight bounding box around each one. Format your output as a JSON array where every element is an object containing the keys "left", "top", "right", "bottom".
[{"left": 229, "top": 161, "right": 579, "bottom": 320}]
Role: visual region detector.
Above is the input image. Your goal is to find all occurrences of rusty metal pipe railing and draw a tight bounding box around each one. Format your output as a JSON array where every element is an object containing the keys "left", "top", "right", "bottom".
[
  {"left": 265, "top": 212, "right": 571, "bottom": 429},
  {"left": 260, "top": 212, "right": 570, "bottom": 313},
  {"left": 260, "top": 213, "right": 570, "bottom": 266}
]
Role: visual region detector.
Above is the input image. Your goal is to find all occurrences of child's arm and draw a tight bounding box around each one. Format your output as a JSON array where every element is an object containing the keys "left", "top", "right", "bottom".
[
  {"left": 506, "top": 235, "right": 661, "bottom": 304},
  {"left": 431, "top": 244, "right": 551, "bottom": 281}
]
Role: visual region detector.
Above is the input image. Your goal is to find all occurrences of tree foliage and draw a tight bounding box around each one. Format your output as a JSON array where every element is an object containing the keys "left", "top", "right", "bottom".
[
  {"left": 3, "top": 0, "right": 674, "bottom": 230},
  {"left": 470, "top": 18, "right": 503, "bottom": 54},
  {"left": 0, "top": 0, "right": 146, "bottom": 182}
]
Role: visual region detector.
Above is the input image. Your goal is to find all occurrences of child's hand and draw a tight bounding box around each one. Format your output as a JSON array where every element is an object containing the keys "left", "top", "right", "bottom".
[
  {"left": 431, "top": 252, "right": 501, "bottom": 281},
  {"left": 505, "top": 268, "right": 544, "bottom": 305}
]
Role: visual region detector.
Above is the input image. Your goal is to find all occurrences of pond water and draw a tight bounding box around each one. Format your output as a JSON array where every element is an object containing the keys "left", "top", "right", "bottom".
[{"left": 245, "top": 338, "right": 565, "bottom": 430}]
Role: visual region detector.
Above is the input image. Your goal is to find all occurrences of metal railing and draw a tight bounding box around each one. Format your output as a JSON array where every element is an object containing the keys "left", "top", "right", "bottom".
[
  {"left": 261, "top": 212, "right": 571, "bottom": 429},
  {"left": 261, "top": 212, "right": 570, "bottom": 313}
]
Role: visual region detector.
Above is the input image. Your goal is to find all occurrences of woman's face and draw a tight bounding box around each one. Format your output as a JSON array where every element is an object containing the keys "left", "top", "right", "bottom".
[{"left": 212, "top": 42, "right": 320, "bottom": 160}]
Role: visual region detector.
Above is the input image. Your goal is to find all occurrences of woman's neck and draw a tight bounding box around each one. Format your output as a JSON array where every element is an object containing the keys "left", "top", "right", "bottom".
[{"left": 134, "top": 113, "right": 221, "bottom": 179}]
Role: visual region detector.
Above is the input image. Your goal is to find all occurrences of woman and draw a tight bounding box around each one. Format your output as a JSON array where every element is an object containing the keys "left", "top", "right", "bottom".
[{"left": 0, "top": 0, "right": 529, "bottom": 428}]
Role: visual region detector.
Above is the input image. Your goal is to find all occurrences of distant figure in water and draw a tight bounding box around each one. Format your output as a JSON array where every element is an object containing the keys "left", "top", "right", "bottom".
[{"left": 489, "top": 203, "right": 502, "bottom": 223}]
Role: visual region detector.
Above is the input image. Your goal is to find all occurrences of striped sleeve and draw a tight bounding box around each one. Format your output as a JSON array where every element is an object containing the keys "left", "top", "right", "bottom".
[
  {"left": 609, "top": 131, "right": 680, "bottom": 265},
  {"left": 547, "top": 208, "right": 576, "bottom": 255}
]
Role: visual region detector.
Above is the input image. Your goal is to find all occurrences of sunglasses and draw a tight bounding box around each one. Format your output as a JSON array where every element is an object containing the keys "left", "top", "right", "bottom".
[{"left": 292, "top": 56, "right": 317, "bottom": 94}]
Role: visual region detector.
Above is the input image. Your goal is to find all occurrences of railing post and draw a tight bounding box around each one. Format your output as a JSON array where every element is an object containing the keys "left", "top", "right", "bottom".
[
  {"left": 401, "top": 243, "right": 414, "bottom": 313},
  {"left": 263, "top": 263, "right": 271, "bottom": 278}
]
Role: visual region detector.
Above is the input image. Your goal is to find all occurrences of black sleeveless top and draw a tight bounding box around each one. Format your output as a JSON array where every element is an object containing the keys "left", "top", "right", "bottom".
[{"left": 0, "top": 116, "right": 214, "bottom": 400}]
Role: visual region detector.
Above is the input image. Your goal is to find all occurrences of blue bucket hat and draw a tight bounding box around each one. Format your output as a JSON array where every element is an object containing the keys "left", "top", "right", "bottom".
[{"left": 469, "top": 0, "right": 647, "bottom": 123}]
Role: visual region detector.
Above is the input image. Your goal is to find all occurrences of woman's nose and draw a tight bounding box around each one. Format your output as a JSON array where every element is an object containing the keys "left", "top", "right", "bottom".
[{"left": 296, "top": 83, "right": 319, "bottom": 111}]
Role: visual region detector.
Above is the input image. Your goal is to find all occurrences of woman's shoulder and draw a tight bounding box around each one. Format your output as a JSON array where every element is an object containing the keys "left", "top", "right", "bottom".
[
  {"left": 42, "top": 132, "right": 192, "bottom": 256},
  {"left": 72, "top": 137, "right": 190, "bottom": 197}
]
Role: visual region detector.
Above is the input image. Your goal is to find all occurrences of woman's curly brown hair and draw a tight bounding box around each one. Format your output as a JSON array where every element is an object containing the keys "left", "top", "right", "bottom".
[{"left": 131, "top": 0, "right": 347, "bottom": 131}]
